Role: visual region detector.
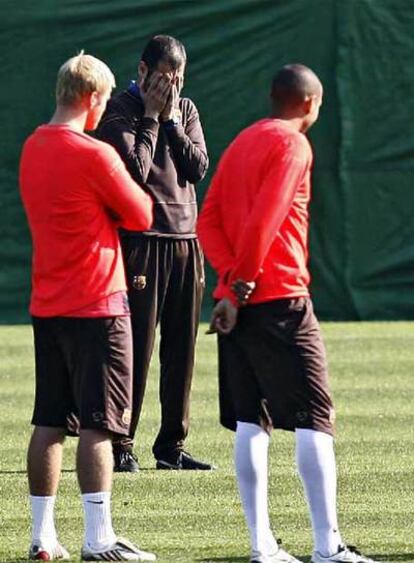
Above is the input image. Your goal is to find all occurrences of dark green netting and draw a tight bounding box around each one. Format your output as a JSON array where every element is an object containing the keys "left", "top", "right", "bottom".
[{"left": 2, "top": 0, "right": 414, "bottom": 322}]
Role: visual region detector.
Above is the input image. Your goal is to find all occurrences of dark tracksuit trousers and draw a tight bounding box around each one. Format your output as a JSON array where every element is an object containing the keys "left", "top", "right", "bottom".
[{"left": 115, "top": 234, "right": 204, "bottom": 458}]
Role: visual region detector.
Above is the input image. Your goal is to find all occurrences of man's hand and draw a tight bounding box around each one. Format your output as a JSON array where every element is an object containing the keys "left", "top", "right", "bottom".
[
  {"left": 140, "top": 72, "right": 171, "bottom": 120},
  {"left": 160, "top": 83, "right": 181, "bottom": 122},
  {"left": 231, "top": 279, "right": 256, "bottom": 306},
  {"left": 207, "top": 298, "right": 238, "bottom": 335}
]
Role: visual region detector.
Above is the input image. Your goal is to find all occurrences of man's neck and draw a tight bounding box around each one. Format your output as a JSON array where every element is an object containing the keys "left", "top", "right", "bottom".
[
  {"left": 49, "top": 105, "right": 87, "bottom": 132},
  {"left": 269, "top": 112, "right": 304, "bottom": 132}
]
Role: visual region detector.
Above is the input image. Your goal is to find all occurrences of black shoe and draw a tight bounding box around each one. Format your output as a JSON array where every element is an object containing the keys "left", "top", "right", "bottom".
[
  {"left": 113, "top": 448, "right": 139, "bottom": 473},
  {"left": 155, "top": 450, "right": 216, "bottom": 470}
]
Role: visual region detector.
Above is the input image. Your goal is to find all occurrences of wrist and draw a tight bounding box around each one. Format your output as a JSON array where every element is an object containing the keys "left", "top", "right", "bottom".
[
  {"left": 144, "top": 109, "right": 160, "bottom": 120},
  {"left": 160, "top": 109, "right": 181, "bottom": 125},
  {"left": 222, "top": 286, "right": 239, "bottom": 308}
]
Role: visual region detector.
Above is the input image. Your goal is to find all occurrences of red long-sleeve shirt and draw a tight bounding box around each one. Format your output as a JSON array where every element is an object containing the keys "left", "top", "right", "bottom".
[
  {"left": 20, "top": 124, "right": 153, "bottom": 317},
  {"left": 197, "top": 118, "right": 313, "bottom": 306}
]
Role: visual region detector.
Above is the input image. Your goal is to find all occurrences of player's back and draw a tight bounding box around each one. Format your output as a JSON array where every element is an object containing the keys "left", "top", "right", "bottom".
[
  {"left": 20, "top": 124, "right": 108, "bottom": 233},
  {"left": 198, "top": 117, "right": 313, "bottom": 304},
  {"left": 217, "top": 118, "right": 310, "bottom": 245},
  {"left": 20, "top": 124, "right": 126, "bottom": 316}
]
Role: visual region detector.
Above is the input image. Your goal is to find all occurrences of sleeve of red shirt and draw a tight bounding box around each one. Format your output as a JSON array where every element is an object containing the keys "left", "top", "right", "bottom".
[
  {"left": 91, "top": 142, "right": 153, "bottom": 231},
  {"left": 227, "top": 136, "right": 309, "bottom": 290},
  {"left": 197, "top": 156, "right": 235, "bottom": 279}
]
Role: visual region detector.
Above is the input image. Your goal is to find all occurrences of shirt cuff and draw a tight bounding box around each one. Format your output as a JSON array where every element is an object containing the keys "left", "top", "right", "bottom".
[
  {"left": 162, "top": 122, "right": 186, "bottom": 139},
  {"left": 141, "top": 116, "right": 160, "bottom": 131},
  {"left": 161, "top": 117, "right": 180, "bottom": 129},
  {"left": 220, "top": 285, "right": 239, "bottom": 308}
]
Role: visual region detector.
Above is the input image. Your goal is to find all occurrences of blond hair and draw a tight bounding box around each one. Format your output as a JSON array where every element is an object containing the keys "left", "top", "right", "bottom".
[{"left": 56, "top": 51, "right": 116, "bottom": 106}]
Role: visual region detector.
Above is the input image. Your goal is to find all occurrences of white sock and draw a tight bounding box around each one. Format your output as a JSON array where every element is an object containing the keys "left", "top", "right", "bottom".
[
  {"left": 82, "top": 492, "right": 117, "bottom": 551},
  {"left": 296, "top": 428, "right": 342, "bottom": 556},
  {"left": 30, "top": 495, "right": 58, "bottom": 546},
  {"left": 235, "top": 421, "right": 277, "bottom": 555}
]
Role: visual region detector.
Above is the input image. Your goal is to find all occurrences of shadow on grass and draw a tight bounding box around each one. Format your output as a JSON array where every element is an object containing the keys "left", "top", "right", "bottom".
[
  {"left": 372, "top": 556, "right": 414, "bottom": 562},
  {"left": 0, "top": 469, "right": 77, "bottom": 475},
  {"left": 196, "top": 558, "right": 246, "bottom": 562},
  {"left": 2, "top": 553, "right": 413, "bottom": 563},
  {"left": 196, "top": 558, "right": 308, "bottom": 563},
  {"left": 197, "top": 555, "right": 414, "bottom": 563},
  {"left": 0, "top": 467, "right": 162, "bottom": 476}
]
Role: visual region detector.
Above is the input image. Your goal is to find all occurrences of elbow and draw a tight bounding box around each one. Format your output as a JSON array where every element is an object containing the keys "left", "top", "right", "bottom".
[
  {"left": 126, "top": 158, "right": 150, "bottom": 185},
  {"left": 187, "top": 156, "right": 209, "bottom": 184},
  {"left": 199, "top": 155, "right": 210, "bottom": 181},
  {"left": 137, "top": 169, "right": 150, "bottom": 184},
  {"left": 132, "top": 168, "right": 149, "bottom": 185}
]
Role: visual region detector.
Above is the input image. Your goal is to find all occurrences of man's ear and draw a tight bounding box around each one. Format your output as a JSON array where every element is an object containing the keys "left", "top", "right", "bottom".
[
  {"left": 302, "top": 96, "right": 312, "bottom": 116},
  {"left": 138, "top": 61, "right": 148, "bottom": 88},
  {"left": 81, "top": 91, "right": 97, "bottom": 111},
  {"left": 89, "top": 91, "right": 100, "bottom": 108},
  {"left": 303, "top": 95, "right": 317, "bottom": 116}
]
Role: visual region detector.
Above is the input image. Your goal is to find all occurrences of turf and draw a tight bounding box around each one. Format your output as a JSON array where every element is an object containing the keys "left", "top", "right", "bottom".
[{"left": 0, "top": 322, "right": 413, "bottom": 562}]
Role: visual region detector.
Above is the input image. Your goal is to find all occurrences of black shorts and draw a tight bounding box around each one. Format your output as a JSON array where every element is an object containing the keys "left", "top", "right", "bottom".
[
  {"left": 31, "top": 316, "right": 133, "bottom": 436},
  {"left": 218, "top": 297, "right": 335, "bottom": 436}
]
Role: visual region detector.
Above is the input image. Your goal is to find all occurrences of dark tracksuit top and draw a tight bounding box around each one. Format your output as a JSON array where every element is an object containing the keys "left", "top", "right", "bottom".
[{"left": 96, "top": 84, "right": 209, "bottom": 236}]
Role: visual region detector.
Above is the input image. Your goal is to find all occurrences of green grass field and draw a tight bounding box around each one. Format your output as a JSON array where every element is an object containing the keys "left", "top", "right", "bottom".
[{"left": 1, "top": 323, "right": 414, "bottom": 563}]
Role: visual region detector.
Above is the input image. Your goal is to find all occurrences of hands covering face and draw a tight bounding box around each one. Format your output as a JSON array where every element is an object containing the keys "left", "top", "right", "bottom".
[{"left": 140, "top": 69, "right": 183, "bottom": 121}]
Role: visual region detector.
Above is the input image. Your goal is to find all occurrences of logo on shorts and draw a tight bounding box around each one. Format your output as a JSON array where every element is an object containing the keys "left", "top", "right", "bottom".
[
  {"left": 296, "top": 410, "right": 309, "bottom": 423},
  {"left": 132, "top": 275, "right": 146, "bottom": 290},
  {"left": 122, "top": 408, "right": 132, "bottom": 426},
  {"left": 92, "top": 411, "right": 104, "bottom": 422}
]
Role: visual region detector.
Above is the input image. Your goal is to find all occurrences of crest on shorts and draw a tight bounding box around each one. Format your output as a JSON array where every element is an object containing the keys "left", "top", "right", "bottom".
[
  {"left": 122, "top": 408, "right": 132, "bottom": 426},
  {"left": 132, "top": 275, "right": 146, "bottom": 290},
  {"left": 296, "top": 410, "right": 309, "bottom": 423}
]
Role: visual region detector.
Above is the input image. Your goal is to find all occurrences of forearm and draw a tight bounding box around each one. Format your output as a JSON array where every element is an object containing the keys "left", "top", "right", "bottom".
[
  {"left": 94, "top": 153, "right": 154, "bottom": 233},
  {"left": 98, "top": 117, "right": 158, "bottom": 186},
  {"left": 228, "top": 153, "right": 307, "bottom": 284},
  {"left": 132, "top": 118, "right": 159, "bottom": 183},
  {"left": 164, "top": 124, "right": 208, "bottom": 183},
  {"left": 197, "top": 188, "right": 233, "bottom": 277},
  {"left": 199, "top": 234, "right": 234, "bottom": 280}
]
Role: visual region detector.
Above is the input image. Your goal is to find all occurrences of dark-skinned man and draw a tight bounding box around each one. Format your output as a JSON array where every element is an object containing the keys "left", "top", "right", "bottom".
[{"left": 198, "top": 64, "right": 379, "bottom": 563}]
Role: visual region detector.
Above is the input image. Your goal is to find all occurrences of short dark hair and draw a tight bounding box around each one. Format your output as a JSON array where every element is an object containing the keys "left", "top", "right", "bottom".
[
  {"left": 271, "top": 64, "right": 321, "bottom": 109},
  {"left": 141, "top": 35, "right": 186, "bottom": 71}
]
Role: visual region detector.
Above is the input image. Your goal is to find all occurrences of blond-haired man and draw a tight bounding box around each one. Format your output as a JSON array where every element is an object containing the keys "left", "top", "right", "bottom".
[{"left": 20, "top": 52, "right": 156, "bottom": 561}]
